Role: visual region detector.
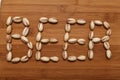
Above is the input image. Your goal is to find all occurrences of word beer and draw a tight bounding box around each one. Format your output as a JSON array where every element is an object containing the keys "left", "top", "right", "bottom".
[{"left": 6, "top": 16, "right": 112, "bottom": 63}]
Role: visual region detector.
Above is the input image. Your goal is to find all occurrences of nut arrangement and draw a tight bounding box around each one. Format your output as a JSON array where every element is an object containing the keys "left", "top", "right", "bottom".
[
  {"left": 6, "top": 16, "right": 33, "bottom": 63},
  {"left": 89, "top": 20, "right": 112, "bottom": 60},
  {"left": 5, "top": 16, "right": 112, "bottom": 63},
  {"left": 35, "top": 17, "right": 59, "bottom": 62},
  {"left": 63, "top": 18, "right": 87, "bottom": 62}
]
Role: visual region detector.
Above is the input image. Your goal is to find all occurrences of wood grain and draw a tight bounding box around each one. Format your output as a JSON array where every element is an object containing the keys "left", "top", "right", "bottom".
[{"left": 0, "top": 0, "right": 120, "bottom": 80}]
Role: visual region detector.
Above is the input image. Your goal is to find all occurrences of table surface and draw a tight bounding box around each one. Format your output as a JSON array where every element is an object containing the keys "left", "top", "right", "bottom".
[{"left": 0, "top": 0, "right": 120, "bottom": 80}]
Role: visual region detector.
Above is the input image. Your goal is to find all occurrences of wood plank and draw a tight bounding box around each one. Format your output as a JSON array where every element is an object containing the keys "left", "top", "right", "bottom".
[
  {"left": 78, "top": 0, "right": 120, "bottom": 6},
  {"left": 0, "top": 0, "right": 120, "bottom": 80},
  {"left": 3, "top": 0, "right": 76, "bottom": 5},
  {"left": 65, "top": 5, "right": 120, "bottom": 13}
]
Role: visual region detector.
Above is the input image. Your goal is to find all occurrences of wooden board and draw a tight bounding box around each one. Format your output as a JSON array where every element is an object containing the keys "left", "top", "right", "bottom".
[{"left": 0, "top": 0, "right": 120, "bottom": 80}]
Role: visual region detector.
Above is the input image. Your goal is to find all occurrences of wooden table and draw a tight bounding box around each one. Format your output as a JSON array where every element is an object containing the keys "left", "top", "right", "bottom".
[{"left": 0, "top": 0, "right": 120, "bottom": 80}]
